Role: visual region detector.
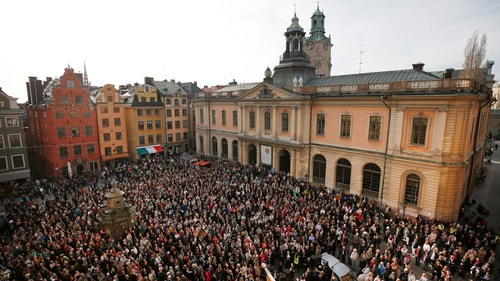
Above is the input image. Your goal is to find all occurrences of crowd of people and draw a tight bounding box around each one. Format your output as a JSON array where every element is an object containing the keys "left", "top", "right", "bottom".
[{"left": 0, "top": 156, "right": 498, "bottom": 281}]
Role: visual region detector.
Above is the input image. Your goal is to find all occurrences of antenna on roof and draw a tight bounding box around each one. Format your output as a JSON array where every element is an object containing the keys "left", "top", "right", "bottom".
[{"left": 354, "top": 44, "right": 367, "bottom": 74}]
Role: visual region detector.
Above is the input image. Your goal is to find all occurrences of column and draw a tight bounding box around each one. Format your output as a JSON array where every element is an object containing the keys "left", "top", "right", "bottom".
[
  {"left": 272, "top": 106, "right": 277, "bottom": 138},
  {"left": 393, "top": 107, "right": 405, "bottom": 152},
  {"left": 431, "top": 108, "right": 447, "bottom": 155},
  {"left": 239, "top": 106, "right": 245, "bottom": 134},
  {"left": 290, "top": 149, "right": 297, "bottom": 178},
  {"left": 291, "top": 106, "right": 296, "bottom": 140},
  {"left": 297, "top": 106, "right": 302, "bottom": 141},
  {"left": 256, "top": 105, "right": 261, "bottom": 136}
]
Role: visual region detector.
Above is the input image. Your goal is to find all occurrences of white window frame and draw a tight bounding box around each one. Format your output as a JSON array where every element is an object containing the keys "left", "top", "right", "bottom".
[
  {"left": 5, "top": 117, "right": 19, "bottom": 127},
  {"left": 8, "top": 133, "right": 22, "bottom": 148},
  {"left": 11, "top": 154, "right": 25, "bottom": 169},
  {"left": 0, "top": 135, "right": 4, "bottom": 149},
  {"left": 0, "top": 156, "right": 7, "bottom": 171}
]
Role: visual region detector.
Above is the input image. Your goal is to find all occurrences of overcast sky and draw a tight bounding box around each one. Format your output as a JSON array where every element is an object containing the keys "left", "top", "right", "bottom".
[{"left": 1, "top": 0, "right": 499, "bottom": 103}]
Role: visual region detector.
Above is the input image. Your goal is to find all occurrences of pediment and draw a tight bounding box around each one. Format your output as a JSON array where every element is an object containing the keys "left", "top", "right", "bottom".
[{"left": 236, "top": 83, "right": 303, "bottom": 101}]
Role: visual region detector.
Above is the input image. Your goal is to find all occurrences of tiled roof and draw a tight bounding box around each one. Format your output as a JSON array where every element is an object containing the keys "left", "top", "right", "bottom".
[
  {"left": 152, "top": 80, "right": 188, "bottom": 96},
  {"left": 307, "top": 69, "right": 439, "bottom": 86}
]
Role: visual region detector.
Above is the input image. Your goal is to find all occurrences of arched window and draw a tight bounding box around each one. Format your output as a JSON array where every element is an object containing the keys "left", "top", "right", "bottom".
[
  {"left": 404, "top": 174, "right": 421, "bottom": 205},
  {"left": 336, "top": 158, "right": 351, "bottom": 190},
  {"left": 232, "top": 140, "right": 238, "bottom": 162},
  {"left": 362, "top": 163, "right": 381, "bottom": 197},
  {"left": 211, "top": 137, "right": 218, "bottom": 157},
  {"left": 221, "top": 138, "right": 228, "bottom": 159},
  {"left": 199, "top": 136, "right": 204, "bottom": 153},
  {"left": 312, "top": 154, "right": 326, "bottom": 184}
]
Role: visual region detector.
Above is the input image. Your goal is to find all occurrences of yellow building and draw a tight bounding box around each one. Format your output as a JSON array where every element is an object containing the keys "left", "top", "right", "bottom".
[
  {"left": 92, "top": 84, "right": 130, "bottom": 166},
  {"left": 122, "top": 84, "right": 165, "bottom": 161},
  {"left": 193, "top": 11, "right": 494, "bottom": 221},
  {"left": 145, "top": 78, "right": 190, "bottom": 154}
]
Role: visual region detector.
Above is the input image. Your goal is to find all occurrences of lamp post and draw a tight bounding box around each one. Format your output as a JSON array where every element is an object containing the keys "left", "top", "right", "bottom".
[{"left": 402, "top": 200, "right": 408, "bottom": 219}]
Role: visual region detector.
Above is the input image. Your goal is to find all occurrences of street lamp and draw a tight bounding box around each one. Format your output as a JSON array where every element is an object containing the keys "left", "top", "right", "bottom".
[{"left": 401, "top": 200, "right": 408, "bottom": 219}]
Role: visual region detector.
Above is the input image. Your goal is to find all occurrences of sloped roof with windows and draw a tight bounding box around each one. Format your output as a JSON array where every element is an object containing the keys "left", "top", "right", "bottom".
[{"left": 152, "top": 80, "right": 188, "bottom": 97}]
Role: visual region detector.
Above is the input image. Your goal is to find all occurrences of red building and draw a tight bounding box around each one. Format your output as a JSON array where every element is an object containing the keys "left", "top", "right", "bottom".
[{"left": 26, "top": 66, "right": 100, "bottom": 178}]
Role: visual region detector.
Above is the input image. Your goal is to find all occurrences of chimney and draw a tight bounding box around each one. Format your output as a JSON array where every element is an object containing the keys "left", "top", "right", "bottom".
[
  {"left": 144, "top": 77, "right": 154, "bottom": 86},
  {"left": 170, "top": 79, "right": 175, "bottom": 83},
  {"left": 228, "top": 79, "right": 237, "bottom": 86},
  {"left": 444, "top": 68, "right": 454, "bottom": 79},
  {"left": 194, "top": 81, "right": 197, "bottom": 87},
  {"left": 412, "top": 62, "right": 425, "bottom": 71}
]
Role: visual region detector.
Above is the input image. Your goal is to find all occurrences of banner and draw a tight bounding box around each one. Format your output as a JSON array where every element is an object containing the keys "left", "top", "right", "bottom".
[{"left": 260, "top": 145, "right": 272, "bottom": 166}]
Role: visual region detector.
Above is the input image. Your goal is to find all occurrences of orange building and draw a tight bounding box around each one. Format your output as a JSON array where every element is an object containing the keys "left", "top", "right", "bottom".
[
  {"left": 193, "top": 11, "right": 495, "bottom": 221},
  {"left": 122, "top": 83, "right": 165, "bottom": 161},
  {"left": 91, "top": 84, "right": 129, "bottom": 166},
  {"left": 26, "top": 67, "right": 100, "bottom": 178}
]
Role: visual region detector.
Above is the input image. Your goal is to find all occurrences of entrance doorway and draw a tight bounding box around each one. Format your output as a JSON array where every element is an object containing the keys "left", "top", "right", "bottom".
[
  {"left": 77, "top": 164, "right": 84, "bottom": 174},
  {"left": 248, "top": 144, "right": 257, "bottom": 165},
  {"left": 279, "top": 149, "right": 291, "bottom": 174}
]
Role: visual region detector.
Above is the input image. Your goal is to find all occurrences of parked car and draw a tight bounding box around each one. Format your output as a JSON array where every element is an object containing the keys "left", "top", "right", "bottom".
[{"left": 322, "top": 252, "right": 353, "bottom": 281}]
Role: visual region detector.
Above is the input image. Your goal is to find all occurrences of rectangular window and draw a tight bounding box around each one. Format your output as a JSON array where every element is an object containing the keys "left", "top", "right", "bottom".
[
  {"left": 141, "top": 97, "right": 146, "bottom": 102},
  {"left": 282, "top": 112, "right": 289, "bottom": 132},
  {"left": 156, "top": 134, "right": 162, "bottom": 143},
  {"left": 74, "top": 145, "right": 82, "bottom": 155},
  {"left": 87, "top": 144, "right": 95, "bottom": 154},
  {"left": 0, "top": 101, "right": 4, "bottom": 108},
  {"left": 116, "top": 146, "right": 123, "bottom": 154},
  {"left": 107, "top": 96, "right": 113, "bottom": 102},
  {"left": 90, "top": 162, "right": 98, "bottom": 172},
  {"left": 55, "top": 111, "right": 64, "bottom": 119},
  {"left": 105, "top": 147, "right": 112, "bottom": 155},
  {"left": 59, "top": 147, "right": 68, "bottom": 157},
  {"left": 7, "top": 134, "right": 21, "bottom": 147},
  {"left": 146, "top": 109, "right": 152, "bottom": 116},
  {"left": 114, "top": 118, "right": 121, "bottom": 126},
  {"left": 71, "top": 127, "right": 80, "bottom": 137},
  {"left": 69, "top": 111, "right": 78, "bottom": 118},
  {"left": 66, "top": 80, "right": 74, "bottom": 88},
  {"left": 57, "top": 127, "right": 66, "bottom": 138},
  {"left": 233, "top": 110, "right": 238, "bottom": 127},
  {"left": 5, "top": 117, "right": 18, "bottom": 127},
  {"left": 154, "top": 109, "right": 160, "bottom": 115},
  {"left": 174, "top": 99, "right": 179, "bottom": 106},
  {"left": 137, "top": 109, "right": 143, "bottom": 116},
  {"left": 0, "top": 157, "right": 7, "bottom": 170},
  {"left": 61, "top": 95, "right": 70, "bottom": 103},
  {"left": 411, "top": 117, "right": 428, "bottom": 145},
  {"left": 150, "top": 97, "right": 155, "bottom": 102},
  {"left": 167, "top": 121, "right": 172, "bottom": 130},
  {"left": 200, "top": 109, "right": 204, "bottom": 123},
  {"left": 167, "top": 134, "right": 173, "bottom": 142},
  {"left": 183, "top": 120, "right": 188, "bottom": 128},
  {"left": 84, "top": 111, "right": 91, "bottom": 118},
  {"left": 139, "top": 136, "right": 145, "bottom": 145},
  {"left": 175, "top": 109, "right": 180, "bottom": 117},
  {"left": 175, "top": 121, "right": 180, "bottom": 129},
  {"left": 138, "top": 121, "right": 144, "bottom": 130},
  {"left": 85, "top": 126, "right": 93, "bottom": 136},
  {"left": 0, "top": 136, "right": 4, "bottom": 149},
  {"left": 211, "top": 110, "right": 216, "bottom": 125},
  {"left": 249, "top": 111, "right": 255, "bottom": 129},
  {"left": 222, "top": 110, "right": 227, "bottom": 125},
  {"left": 264, "top": 111, "right": 271, "bottom": 131},
  {"left": 340, "top": 114, "right": 351, "bottom": 138},
  {"left": 183, "top": 132, "right": 188, "bottom": 140},
  {"left": 176, "top": 133, "right": 181, "bottom": 141},
  {"left": 316, "top": 113, "right": 325, "bottom": 135},
  {"left": 182, "top": 109, "right": 187, "bottom": 116},
  {"left": 148, "top": 135, "right": 154, "bottom": 143},
  {"left": 101, "top": 107, "right": 108, "bottom": 114},
  {"left": 102, "top": 118, "right": 110, "bottom": 127},
  {"left": 147, "top": 120, "right": 153, "bottom": 130},
  {"left": 182, "top": 99, "right": 187, "bottom": 105},
  {"left": 368, "top": 116, "right": 382, "bottom": 141},
  {"left": 116, "top": 132, "right": 122, "bottom": 140},
  {"left": 166, "top": 98, "right": 171, "bottom": 105},
  {"left": 12, "top": 155, "right": 25, "bottom": 168},
  {"left": 103, "top": 133, "right": 111, "bottom": 141},
  {"left": 113, "top": 107, "right": 120, "bottom": 113},
  {"left": 75, "top": 95, "right": 83, "bottom": 103},
  {"left": 167, "top": 109, "right": 172, "bottom": 117},
  {"left": 155, "top": 120, "right": 161, "bottom": 129}
]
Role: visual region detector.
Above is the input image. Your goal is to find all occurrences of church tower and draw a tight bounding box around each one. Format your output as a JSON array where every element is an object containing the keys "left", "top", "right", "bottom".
[
  {"left": 303, "top": 5, "right": 332, "bottom": 77},
  {"left": 272, "top": 11, "right": 317, "bottom": 86}
]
